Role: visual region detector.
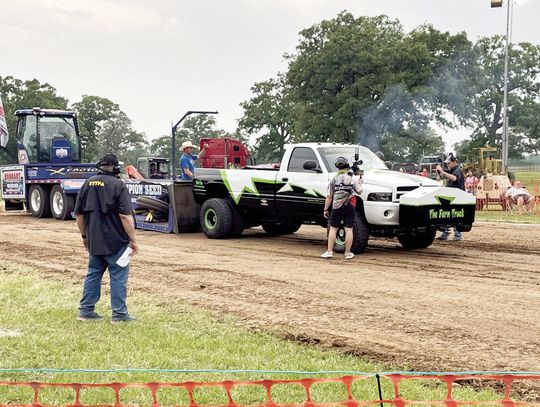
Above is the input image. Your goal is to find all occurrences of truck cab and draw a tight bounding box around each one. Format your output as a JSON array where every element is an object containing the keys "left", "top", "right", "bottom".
[
  {"left": 136, "top": 157, "right": 170, "bottom": 179},
  {"left": 0, "top": 108, "right": 97, "bottom": 220},
  {"left": 199, "top": 137, "right": 254, "bottom": 169},
  {"left": 193, "top": 143, "right": 476, "bottom": 253},
  {"left": 15, "top": 108, "right": 82, "bottom": 164}
]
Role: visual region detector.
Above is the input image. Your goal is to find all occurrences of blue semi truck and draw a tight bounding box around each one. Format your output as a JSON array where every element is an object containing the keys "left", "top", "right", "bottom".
[
  {"left": 0, "top": 107, "right": 199, "bottom": 232},
  {"left": 0, "top": 108, "right": 98, "bottom": 219}
]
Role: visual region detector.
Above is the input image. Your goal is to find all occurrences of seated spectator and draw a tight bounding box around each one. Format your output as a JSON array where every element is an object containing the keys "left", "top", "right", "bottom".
[
  {"left": 505, "top": 181, "right": 535, "bottom": 214},
  {"left": 465, "top": 171, "right": 478, "bottom": 194},
  {"left": 149, "top": 162, "right": 164, "bottom": 179}
]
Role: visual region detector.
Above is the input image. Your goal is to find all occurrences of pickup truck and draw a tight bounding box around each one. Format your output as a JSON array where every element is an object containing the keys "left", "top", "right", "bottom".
[{"left": 193, "top": 143, "right": 476, "bottom": 253}]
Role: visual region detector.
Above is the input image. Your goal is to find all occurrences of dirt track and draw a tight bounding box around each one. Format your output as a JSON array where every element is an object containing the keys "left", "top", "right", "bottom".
[{"left": 0, "top": 212, "right": 539, "bottom": 372}]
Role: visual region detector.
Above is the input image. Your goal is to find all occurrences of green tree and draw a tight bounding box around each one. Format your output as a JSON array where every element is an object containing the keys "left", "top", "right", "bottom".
[
  {"left": 460, "top": 36, "right": 540, "bottom": 158},
  {"left": 238, "top": 75, "right": 295, "bottom": 162},
  {"left": 0, "top": 76, "right": 68, "bottom": 164},
  {"left": 150, "top": 115, "right": 233, "bottom": 160},
  {"left": 285, "top": 13, "right": 473, "bottom": 154},
  {"left": 379, "top": 127, "right": 445, "bottom": 162},
  {"left": 149, "top": 135, "right": 172, "bottom": 159},
  {"left": 72, "top": 95, "right": 148, "bottom": 162}
]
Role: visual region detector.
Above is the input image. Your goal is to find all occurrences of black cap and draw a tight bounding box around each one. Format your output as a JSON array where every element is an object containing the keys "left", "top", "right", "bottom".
[{"left": 98, "top": 153, "right": 119, "bottom": 167}]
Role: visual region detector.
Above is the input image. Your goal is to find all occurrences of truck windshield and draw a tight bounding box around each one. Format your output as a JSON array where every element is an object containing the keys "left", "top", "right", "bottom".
[
  {"left": 38, "top": 116, "right": 80, "bottom": 161},
  {"left": 317, "top": 146, "right": 388, "bottom": 172}
]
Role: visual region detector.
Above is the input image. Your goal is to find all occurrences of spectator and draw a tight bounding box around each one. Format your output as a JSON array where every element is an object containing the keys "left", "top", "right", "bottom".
[
  {"left": 505, "top": 180, "right": 535, "bottom": 214},
  {"left": 75, "top": 153, "right": 138, "bottom": 323},
  {"left": 149, "top": 162, "right": 162, "bottom": 179},
  {"left": 321, "top": 157, "right": 362, "bottom": 260},
  {"left": 180, "top": 141, "right": 209, "bottom": 180},
  {"left": 465, "top": 171, "right": 478, "bottom": 194},
  {"left": 435, "top": 153, "right": 465, "bottom": 241},
  {"left": 421, "top": 168, "right": 429, "bottom": 177}
]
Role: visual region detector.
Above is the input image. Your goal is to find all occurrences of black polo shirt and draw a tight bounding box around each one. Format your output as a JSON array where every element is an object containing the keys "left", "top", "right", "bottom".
[
  {"left": 448, "top": 165, "right": 465, "bottom": 190},
  {"left": 74, "top": 173, "right": 132, "bottom": 256}
]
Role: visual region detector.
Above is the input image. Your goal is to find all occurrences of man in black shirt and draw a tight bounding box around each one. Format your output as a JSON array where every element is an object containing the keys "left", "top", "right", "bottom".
[
  {"left": 436, "top": 153, "right": 465, "bottom": 241},
  {"left": 75, "top": 153, "right": 138, "bottom": 322}
]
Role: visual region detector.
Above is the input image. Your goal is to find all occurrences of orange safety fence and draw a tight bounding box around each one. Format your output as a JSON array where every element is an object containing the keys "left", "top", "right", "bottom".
[{"left": 1, "top": 373, "right": 540, "bottom": 407}]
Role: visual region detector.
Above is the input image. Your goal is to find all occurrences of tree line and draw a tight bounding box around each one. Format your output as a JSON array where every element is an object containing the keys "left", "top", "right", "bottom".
[
  {"left": 0, "top": 78, "right": 238, "bottom": 165},
  {"left": 2, "top": 11, "right": 539, "bottom": 166},
  {"left": 238, "top": 12, "right": 540, "bottom": 163}
]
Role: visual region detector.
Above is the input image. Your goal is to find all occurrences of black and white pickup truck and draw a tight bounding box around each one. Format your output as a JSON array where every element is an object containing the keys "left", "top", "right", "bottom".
[{"left": 193, "top": 143, "right": 475, "bottom": 253}]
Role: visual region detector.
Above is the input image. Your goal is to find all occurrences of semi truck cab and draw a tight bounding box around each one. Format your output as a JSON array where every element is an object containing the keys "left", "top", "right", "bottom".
[
  {"left": 0, "top": 108, "right": 97, "bottom": 219},
  {"left": 15, "top": 108, "right": 82, "bottom": 165}
]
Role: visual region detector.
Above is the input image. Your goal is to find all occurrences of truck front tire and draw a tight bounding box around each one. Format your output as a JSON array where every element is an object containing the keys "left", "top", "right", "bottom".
[
  {"left": 398, "top": 230, "right": 436, "bottom": 249},
  {"left": 330, "top": 212, "right": 369, "bottom": 254},
  {"left": 50, "top": 185, "right": 75, "bottom": 220},
  {"left": 200, "top": 198, "right": 233, "bottom": 239},
  {"left": 28, "top": 185, "right": 52, "bottom": 218}
]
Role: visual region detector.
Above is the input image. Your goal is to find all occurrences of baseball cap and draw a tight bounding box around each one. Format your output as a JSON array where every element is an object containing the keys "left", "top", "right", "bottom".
[
  {"left": 444, "top": 153, "right": 456, "bottom": 164},
  {"left": 98, "top": 153, "right": 119, "bottom": 166}
]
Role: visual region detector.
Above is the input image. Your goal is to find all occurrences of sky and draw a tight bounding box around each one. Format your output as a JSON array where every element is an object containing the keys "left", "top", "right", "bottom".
[{"left": 1, "top": 0, "right": 538, "bottom": 150}]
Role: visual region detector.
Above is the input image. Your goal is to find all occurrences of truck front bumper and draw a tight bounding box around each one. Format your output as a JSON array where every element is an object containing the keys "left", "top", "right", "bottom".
[{"left": 399, "top": 187, "right": 476, "bottom": 230}]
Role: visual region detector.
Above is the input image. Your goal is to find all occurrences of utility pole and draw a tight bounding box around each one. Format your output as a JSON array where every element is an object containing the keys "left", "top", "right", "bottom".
[{"left": 491, "top": 0, "right": 512, "bottom": 174}]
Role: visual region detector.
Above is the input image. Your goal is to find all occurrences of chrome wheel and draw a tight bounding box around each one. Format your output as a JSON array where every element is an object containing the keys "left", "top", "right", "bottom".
[
  {"left": 30, "top": 189, "right": 41, "bottom": 212},
  {"left": 51, "top": 190, "right": 64, "bottom": 216}
]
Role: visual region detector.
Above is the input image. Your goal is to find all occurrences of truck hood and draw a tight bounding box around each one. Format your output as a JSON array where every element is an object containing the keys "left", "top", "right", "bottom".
[{"left": 361, "top": 169, "right": 439, "bottom": 189}]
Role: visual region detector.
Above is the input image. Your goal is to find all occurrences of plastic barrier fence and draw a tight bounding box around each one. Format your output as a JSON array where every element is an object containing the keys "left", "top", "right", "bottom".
[{"left": 1, "top": 373, "right": 540, "bottom": 407}]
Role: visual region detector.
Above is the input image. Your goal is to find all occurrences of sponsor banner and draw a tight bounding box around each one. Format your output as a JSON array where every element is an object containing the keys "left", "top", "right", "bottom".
[
  {"left": 1, "top": 165, "right": 25, "bottom": 199},
  {"left": 61, "top": 179, "right": 86, "bottom": 192},
  {"left": 24, "top": 165, "right": 98, "bottom": 180},
  {"left": 124, "top": 181, "right": 165, "bottom": 197}
]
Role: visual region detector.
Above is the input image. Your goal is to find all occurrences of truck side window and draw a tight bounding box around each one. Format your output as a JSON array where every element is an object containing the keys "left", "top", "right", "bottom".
[
  {"left": 21, "top": 115, "right": 38, "bottom": 163},
  {"left": 139, "top": 160, "right": 148, "bottom": 176},
  {"left": 288, "top": 147, "right": 320, "bottom": 173}
]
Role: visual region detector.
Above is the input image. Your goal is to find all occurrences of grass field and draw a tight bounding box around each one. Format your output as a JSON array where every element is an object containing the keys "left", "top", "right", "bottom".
[
  {"left": 515, "top": 171, "right": 540, "bottom": 192},
  {"left": 0, "top": 261, "right": 501, "bottom": 406},
  {"left": 475, "top": 211, "right": 540, "bottom": 224}
]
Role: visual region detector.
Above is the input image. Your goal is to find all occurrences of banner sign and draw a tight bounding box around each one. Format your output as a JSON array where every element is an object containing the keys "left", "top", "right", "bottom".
[{"left": 1, "top": 165, "right": 25, "bottom": 199}]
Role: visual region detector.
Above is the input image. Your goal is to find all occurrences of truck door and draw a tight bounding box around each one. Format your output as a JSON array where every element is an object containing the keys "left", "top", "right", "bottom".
[{"left": 276, "top": 147, "right": 328, "bottom": 219}]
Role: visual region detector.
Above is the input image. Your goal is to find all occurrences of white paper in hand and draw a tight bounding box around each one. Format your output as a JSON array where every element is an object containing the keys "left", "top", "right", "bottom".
[{"left": 116, "top": 246, "right": 133, "bottom": 267}]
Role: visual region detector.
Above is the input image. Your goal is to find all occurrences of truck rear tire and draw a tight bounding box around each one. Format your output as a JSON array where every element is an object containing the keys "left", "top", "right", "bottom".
[
  {"left": 330, "top": 212, "right": 369, "bottom": 254},
  {"left": 50, "top": 185, "right": 75, "bottom": 220},
  {"left": 398, "top": 230, "right": 436, "bottom": 249},
  {"left": 28, "top": 185, "right": 52, "bottom": 218},
  {"left": 200, "top": 198, "right": 233, "bottom": 239}
]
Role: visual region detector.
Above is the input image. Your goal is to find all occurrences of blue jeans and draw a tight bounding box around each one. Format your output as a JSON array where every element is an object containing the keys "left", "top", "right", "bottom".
[
  {"left": 79, "top": 247, "right": 129, "bottom": 318},
  {"left": 441, "top": 227, "right": 462, "bottom": 240}
]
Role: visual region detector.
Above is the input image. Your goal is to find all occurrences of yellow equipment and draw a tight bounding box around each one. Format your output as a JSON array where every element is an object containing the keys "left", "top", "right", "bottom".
[{"left": 465, "top": 146, "right": 511, "bottom": 208}]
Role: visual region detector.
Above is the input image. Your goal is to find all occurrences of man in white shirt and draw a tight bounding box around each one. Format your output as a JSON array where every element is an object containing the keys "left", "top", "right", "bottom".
[{"left": 505, "top": 181, "right": 536, "bottom": 214}]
